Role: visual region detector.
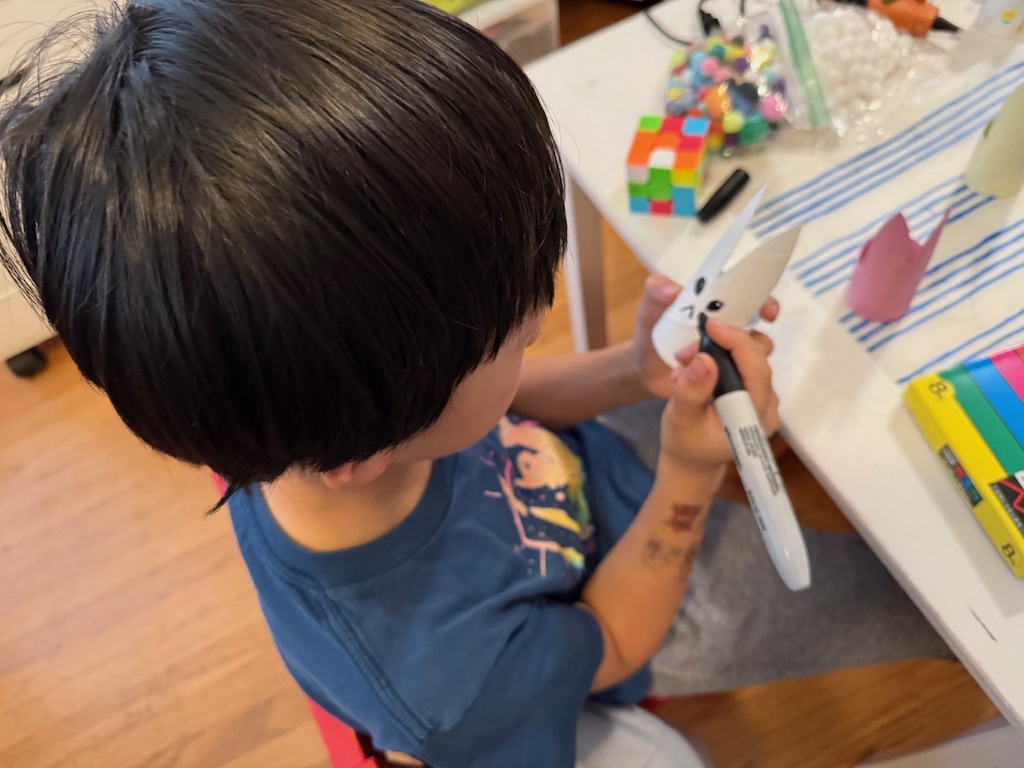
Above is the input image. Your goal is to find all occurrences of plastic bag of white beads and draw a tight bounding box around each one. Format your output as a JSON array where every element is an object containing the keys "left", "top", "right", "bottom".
[
  {"left": 664, "top": 0, "right": 832, "bottom": 155},
  {"left": 804, "top": 4, "right": 950, "bottom": 142}
]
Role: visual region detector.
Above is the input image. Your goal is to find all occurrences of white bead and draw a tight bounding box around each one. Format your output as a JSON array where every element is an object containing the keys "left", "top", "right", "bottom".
[{"left": 817, "top": 15, "right": 839, "bottom": 37}]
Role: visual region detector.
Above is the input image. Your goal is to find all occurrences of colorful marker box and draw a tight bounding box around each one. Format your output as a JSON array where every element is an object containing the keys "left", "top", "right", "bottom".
[
  {"left": 904, "top": 343, "right": 1024, "bottom": 577},
  {"left": 626, "top": 115, "right": 711, "bottom": 217}
]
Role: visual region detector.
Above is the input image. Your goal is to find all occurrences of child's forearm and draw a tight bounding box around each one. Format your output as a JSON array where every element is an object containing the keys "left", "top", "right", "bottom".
[
  {"left": 578, "top": 458, "right": 724, "bottom": 692},
  {"left": 512, "top": 343, "right": 649, "bottom": 430}
]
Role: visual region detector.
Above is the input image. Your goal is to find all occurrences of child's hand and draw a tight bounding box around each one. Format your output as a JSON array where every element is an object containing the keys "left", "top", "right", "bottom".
[
  {"left": 633, "top": 274, "right": 779, "bottom": 401},
  {"left": 659, "top": 317, "right": 780, "bottom": 473}
]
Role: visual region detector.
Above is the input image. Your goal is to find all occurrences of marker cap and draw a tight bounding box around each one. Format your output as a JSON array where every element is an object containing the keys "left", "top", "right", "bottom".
[{"left": 697, "top": 169, "right": 751, "bottom": 223}]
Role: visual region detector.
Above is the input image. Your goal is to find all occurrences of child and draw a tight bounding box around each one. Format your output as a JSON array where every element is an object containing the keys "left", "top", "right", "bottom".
[{"left": 0, "top": 0, "right": 950, "bottom": 765}]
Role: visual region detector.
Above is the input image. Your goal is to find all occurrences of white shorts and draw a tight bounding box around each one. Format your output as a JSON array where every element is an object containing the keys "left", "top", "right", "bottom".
[{"left": 576, "top": 703, "right": 709, "bottom": 768}]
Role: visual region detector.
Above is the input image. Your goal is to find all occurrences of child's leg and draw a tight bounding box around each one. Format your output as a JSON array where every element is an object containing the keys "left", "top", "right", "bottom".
[
  {"left": 599, "top": 401, "right": 953, "bottom": 696},
  {"left": 575, "top": 703, "right": 709, "bottom": 768}
]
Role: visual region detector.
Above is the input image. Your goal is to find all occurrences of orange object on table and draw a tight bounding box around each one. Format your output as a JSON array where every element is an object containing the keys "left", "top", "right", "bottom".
[{"left": 868, "top": 0, "right": 939, "bottom": 36}]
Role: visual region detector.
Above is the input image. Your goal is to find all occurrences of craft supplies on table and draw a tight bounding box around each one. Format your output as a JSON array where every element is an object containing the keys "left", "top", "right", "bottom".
[
  {"left": 905, "top": 344, "right": 1024, "bottom": 577},
  {"left": 803, "top": 4, "right": 950, "bottom": 141},
  {"left": 664, "top": 30, "right": 782, "bottom": 151},
  {"left": 526, "top": 1, "right": 1024, "bottom": 737},
  {"left": 710, "top": 35, "right": 1024, "bottom": 380},
  {"left": 844, "top": 207, "right": 950, "bottom": 322}
]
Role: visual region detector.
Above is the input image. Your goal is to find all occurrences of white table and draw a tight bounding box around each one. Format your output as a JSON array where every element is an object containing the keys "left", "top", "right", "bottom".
[{"left": 526, "top": 0, "right": 1024, "bottom": 755}]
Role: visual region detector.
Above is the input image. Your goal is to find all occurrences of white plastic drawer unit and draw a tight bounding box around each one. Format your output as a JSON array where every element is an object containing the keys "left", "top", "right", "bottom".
[
  {"left": 0, "top": 0, "right": 104, "bottom": 373},
  {"left": 460, "top": 0, "right": 560, "bottom": 67},
  {"left": 0, "top": 268, "right": 51, "bottom": 361}
]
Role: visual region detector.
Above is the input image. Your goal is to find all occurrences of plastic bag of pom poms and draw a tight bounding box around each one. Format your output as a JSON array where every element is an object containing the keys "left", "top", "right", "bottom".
[{"left": 664, "top": 0, "right": 831, "bottom": 155}]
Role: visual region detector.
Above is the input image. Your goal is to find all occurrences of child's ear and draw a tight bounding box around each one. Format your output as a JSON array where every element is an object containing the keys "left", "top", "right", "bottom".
[{"left": 321, "top": 453, "right": 391, "bottom": 489}]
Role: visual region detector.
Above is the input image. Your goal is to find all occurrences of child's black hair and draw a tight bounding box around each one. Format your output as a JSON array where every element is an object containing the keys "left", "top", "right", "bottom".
[{"left": 0, "top": 0, "right": 566, "bottom": 498}]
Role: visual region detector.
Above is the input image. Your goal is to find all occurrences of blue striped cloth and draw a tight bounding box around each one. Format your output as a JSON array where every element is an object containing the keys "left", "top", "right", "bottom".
[
  {"left": 777, "top": 61, "right": 1024, "bottom": 385},
  {"left": 754, "top": 61, "right": 1024, "bottom": 239}
]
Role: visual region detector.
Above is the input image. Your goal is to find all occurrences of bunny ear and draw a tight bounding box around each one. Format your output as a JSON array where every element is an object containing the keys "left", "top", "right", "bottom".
[
  {"left": 856, "top": 213, "right": 920, "bottom": 268},
  {"left": 922, "top": 207, "right": 952, "bottom": 255},
  {"left": 879, "top": 214, "right": 912, "bottom": 249},
  {"left": 650, "top": 188, "right": 767, "bottom": 367},
  {"left": 662, "top": 187, "right": 767, "bottom": 310},
  {"left": 703, "top": 226, "right": 801, "bottom": 327}
]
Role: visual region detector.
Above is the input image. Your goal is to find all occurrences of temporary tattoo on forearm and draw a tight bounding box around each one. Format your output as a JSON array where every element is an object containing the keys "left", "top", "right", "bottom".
[
  {"left": 641, "top": 538, "right": 701, "bottom": 582},
  {"left": 666, "top": 503, "right": 704, "bottom": 533},
  {"left": 642, "top": 538, "right": 678, "bottom": 570}
]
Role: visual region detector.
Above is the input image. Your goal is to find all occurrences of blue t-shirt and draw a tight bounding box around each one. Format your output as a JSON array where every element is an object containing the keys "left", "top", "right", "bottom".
[{"left": 228, "top": 415, "right": 654, "bottom": 767}]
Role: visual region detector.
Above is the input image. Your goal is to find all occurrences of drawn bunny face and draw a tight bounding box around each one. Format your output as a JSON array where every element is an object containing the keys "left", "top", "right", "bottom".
[
  {"left": 671, "top": 273, "right": 723, "bottom": 323},
  {"left": 652, "top": 217, "right": 800, "bottom": 368},
  {"left": 695, "top": 236, "right": 798, "bottom": 327},
  {"left": 663, "top": 191, "right": 761, "bottom": 329}
]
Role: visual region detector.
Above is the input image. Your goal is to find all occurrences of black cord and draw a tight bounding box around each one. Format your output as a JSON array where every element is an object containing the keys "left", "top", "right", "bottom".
[
  {"left": 700, "top": 7, "right": 723, "bottom": 35},
  {"left": 643, "top": 5, "right": 694, "bottom": 46},
  {"left": 643, "top": 1, "right": 730, "bottom": 48}
]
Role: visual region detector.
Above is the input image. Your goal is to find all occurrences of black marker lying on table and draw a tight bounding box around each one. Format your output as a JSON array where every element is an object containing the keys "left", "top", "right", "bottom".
[{"left": 698, "top": 312, "right": 812, "bottom": 591}]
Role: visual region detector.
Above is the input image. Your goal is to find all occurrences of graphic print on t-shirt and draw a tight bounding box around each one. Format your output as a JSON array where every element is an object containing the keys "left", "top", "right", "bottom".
[{"left": 482, "top": 417, "right": 593, "bottom": 577}]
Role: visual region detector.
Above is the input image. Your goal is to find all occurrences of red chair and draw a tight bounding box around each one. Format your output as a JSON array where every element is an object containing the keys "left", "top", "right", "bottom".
[
  {"left": 213, "top": 474, "right": 668, "bottom": 767},
  {"left": 307, "top": 684, "right": 666, "bottom": 768},
  {"left": 308, "top": 699, "right": 409, "bottom": 767}
]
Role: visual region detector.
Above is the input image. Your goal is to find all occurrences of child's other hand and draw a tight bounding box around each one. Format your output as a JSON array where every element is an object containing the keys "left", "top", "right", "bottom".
[
  {"left": 659, "top": 318, "right": 780, "bottom": 473},
  {"left": 633, "top": 274, "right": 779, "bottom": 401}
]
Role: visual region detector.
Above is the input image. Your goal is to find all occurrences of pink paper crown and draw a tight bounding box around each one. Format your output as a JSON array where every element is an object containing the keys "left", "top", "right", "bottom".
[{"left": 846, "top": 208, "right": 951, "bottom": 323}]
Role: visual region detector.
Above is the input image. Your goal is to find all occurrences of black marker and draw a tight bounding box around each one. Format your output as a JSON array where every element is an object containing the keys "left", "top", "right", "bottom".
[
  {"left": 698, "top": 313, "right": 811, "bottom": 590},
  {"left": 833, "top": 0, "right": 958, "bottom": 36},
  {"left": 697, "top": 169, "right": 751, "bottom": 223}
]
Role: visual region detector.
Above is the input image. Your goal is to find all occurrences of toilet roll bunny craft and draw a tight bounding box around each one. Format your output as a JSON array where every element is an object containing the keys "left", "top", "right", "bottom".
[{"left": 651, "top": 188, "right": 802, "bottom": 367}]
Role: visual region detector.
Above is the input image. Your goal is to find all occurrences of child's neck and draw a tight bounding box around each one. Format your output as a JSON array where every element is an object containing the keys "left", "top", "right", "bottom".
[{"left": 263, "top": 459, "right": 434, "bottom": 553}]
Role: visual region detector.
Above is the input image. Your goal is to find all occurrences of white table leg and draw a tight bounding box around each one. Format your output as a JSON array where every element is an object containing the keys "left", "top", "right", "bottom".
[
  {"left": 563, "top": 178, "right": 607, "bottom": 351},
  {"left": 855, "top": 716, "right": 1022, "bottom": 766}
]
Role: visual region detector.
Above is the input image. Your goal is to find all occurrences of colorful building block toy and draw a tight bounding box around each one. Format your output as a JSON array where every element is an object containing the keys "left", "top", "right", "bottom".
[{"left": 626, "top": 116, "right": 711, "bottom": 216}]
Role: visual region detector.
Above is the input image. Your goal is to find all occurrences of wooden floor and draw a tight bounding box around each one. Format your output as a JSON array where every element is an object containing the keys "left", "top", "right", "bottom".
[{"left": 0, "top": 2, "right": 1000, "bottom": 766}]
